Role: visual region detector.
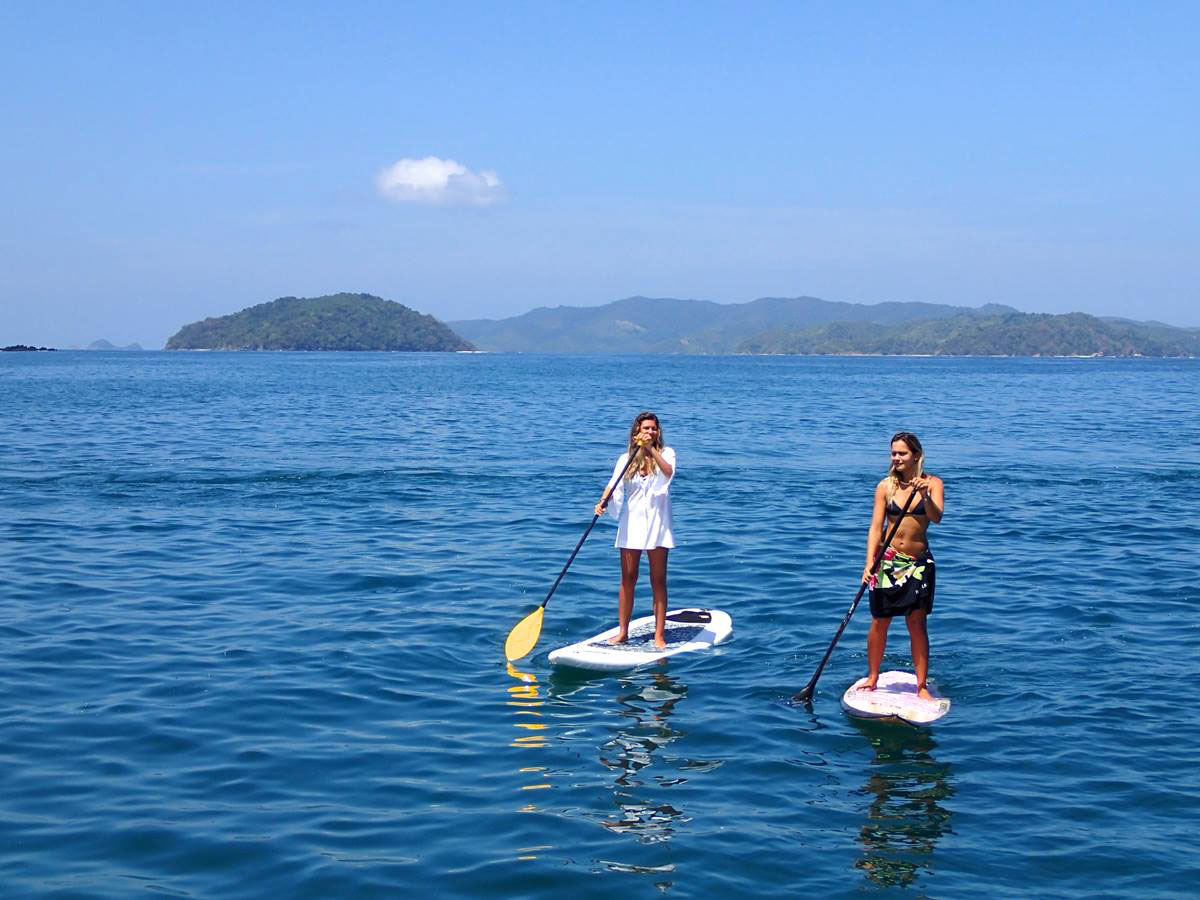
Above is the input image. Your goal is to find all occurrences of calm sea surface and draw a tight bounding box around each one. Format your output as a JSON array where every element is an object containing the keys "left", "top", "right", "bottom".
[{"left": 1, "top": 351, "right": 1197, "bottom": 898}]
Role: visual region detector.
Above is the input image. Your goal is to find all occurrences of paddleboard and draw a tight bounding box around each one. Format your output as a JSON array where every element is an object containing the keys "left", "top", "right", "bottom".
[
  {"left": 841, "top": 670, "right": 950, "bottom": 726},
  {"left": 548, "top": 608, "right": 732, "bottom": 672}
]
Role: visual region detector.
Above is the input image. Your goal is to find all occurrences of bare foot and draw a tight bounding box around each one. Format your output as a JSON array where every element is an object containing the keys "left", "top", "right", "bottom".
[
  {"left": 859, "top": 676, "right": 878, "bottom": 691},
  {"left": 653, "top": 634, "right": 667, "bottom": 649},
  {"left": 608, "top": 633, "right": 628, "bottom": 645},
  {"left": 917, "top": 686, "right": 934, "bottom": 701}
]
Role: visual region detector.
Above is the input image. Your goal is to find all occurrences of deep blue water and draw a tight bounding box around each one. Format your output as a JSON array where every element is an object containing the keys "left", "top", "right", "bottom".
[{"left": 2, "top": 351, "right": 1198, "bottom": 898}]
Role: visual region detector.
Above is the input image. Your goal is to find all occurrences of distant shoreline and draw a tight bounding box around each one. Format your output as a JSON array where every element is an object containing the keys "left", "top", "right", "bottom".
[
  {"left": 451, "top": 296, "right": 1200, "bottom": 356},
  {"left": 9, "top": 348, "right": 1193, "bottom": 359}
]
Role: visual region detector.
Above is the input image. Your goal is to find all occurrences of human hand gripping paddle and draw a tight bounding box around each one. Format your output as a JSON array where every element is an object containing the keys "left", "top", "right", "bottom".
[
  {"left": 503, "top": 441, "right": 646, "bottom": 661},
  {"left": 792, "top": 480, "right": 920, "bottom": 703}
]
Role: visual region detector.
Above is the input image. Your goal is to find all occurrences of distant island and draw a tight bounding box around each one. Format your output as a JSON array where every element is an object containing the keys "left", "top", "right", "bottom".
[
  {"left": 739, "top": 311, "right": 1200, "bottom": 357},
  {"left": 2, "top": 345, "right": 57, "bottom": 352},
  {"left": 87, "top": 339, "right": 143, "bottom": 351},
  {"left": 166, "top": 293, "right": 473, "bottom": 352},
  {"left": 452, "top": 295, "right": 1019, "bottom": 353},
  {"left": 451, "top": 296, "right": 1199, "bottom": 357}
]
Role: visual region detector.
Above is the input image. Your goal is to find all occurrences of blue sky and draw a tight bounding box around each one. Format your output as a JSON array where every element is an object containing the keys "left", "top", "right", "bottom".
[{"left": 3, "top": 1, "right": 1197, "bottom": 347}]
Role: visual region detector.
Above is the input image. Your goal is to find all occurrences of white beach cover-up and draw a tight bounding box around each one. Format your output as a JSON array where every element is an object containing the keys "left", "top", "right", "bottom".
[{"left": 604, "top": 447, "right": 676, "bottom": 550}]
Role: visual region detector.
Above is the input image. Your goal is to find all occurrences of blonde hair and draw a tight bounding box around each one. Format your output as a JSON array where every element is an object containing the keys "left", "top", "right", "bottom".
[
  {"left": 625, "top": 412, "right": 664, "bottom": 480},
  {"left": 885, "top": 431, "right": 925, "bottom": 502}
]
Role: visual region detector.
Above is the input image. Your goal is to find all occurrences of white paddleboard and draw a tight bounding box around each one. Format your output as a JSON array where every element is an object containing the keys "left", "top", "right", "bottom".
[
  {"left": 841, "top": 670, "right": 950, "bottom": 726},
  {"left": 548, "top": 608, "right": 732, "bottom": 672}
]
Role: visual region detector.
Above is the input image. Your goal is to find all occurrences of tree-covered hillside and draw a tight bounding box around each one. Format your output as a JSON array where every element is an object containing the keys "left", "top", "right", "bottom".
[
  {"left": 166, "top": 294, "right": 473, "bottom": 351},
  {"left": 450, "top": 295, "right": 1014, "bottom": 353},
  {"left": 738, "top": 312, "right": 1200, "bottom": 357}
]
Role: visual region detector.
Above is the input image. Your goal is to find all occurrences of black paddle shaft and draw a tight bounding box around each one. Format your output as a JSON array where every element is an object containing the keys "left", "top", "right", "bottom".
[
  {"left": 538, "top": 446, "right": 645, "bottom": 609},
  {"left": 793, "top": 482, "right": 921, "bottom": 704}
]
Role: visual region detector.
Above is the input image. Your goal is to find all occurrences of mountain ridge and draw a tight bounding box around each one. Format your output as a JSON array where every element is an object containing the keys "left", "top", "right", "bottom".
[
  {"left": 739, "top": 311, "right": 1200, "bottom": 357},
  {"left": 450, "top": 295, "right": 1020, "bottom": 354}
]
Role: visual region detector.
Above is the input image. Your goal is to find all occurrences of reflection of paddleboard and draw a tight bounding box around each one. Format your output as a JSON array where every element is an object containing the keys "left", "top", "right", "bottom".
[
  {"left": 548, "top": 608, "right": 732, "bottom": 672},
  {"left": 841, "top": 670, "right": 950, "bottom": 726}
]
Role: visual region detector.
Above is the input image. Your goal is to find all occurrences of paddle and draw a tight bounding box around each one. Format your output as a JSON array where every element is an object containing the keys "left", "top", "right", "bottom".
[
  {"left": 792, "top": 479, "right": 920, "bottom": 703},
  {"left": 504, "top": 444, "right": 645, "bottom": 661}
]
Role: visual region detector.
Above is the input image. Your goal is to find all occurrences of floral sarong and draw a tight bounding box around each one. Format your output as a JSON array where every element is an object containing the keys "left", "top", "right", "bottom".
[{"left": 868, "top": 547, "right": 935, "bottom": 619}]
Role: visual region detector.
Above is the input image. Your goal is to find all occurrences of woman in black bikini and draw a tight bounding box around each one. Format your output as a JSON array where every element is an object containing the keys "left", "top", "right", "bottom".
[{"left": 860, "top": 432, "right": 944, "bottom": 701}]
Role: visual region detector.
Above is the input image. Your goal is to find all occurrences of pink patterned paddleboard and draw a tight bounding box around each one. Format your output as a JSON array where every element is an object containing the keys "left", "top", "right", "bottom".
[{"left": 841, "top": 670, "right": 950, "bottom": 726}]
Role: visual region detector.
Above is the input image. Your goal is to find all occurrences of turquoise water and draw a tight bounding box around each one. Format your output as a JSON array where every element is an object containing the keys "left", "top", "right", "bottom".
[{"left": 2, "top": 352, "right": 1197, "bottom": 897}]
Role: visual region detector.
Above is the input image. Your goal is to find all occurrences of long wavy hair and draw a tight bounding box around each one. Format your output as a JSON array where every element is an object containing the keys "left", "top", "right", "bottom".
[
  {"left": 885, "top": 431, "right": 924, "bottom": 501},
  {"left": 625, "top": 412, "right": 664, "bottom": 480}
]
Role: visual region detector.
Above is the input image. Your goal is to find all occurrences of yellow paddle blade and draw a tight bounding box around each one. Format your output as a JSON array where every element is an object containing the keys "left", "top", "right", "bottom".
[{"left": 505, "top": 606, "right": 545, "bottom": 661}]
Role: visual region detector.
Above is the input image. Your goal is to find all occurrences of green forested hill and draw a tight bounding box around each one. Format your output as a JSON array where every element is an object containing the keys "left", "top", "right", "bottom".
[
  {"left": 166, "top": 294, "right": 472, "bottom": 351},
  {"left": 738, "top": 312, "right": 1200, "bottom": 357},
  {"left": 450, "top": 295, "right": 1015, "bottom": 353},
  {"left": 450, "top": 294, "right": 1197, "bottom": 356}
]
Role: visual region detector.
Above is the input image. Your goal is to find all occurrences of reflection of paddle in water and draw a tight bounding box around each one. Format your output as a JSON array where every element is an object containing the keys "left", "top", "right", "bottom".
[
  {"left": 850, "top": 718, "right": 954, "bottom": 889},
  {"left": 505, "top": 662, "right": 551, "bottom": 815}
]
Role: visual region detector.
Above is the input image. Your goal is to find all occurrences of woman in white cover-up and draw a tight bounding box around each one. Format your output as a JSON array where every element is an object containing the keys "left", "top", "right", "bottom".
[{"left": 593, "top": 412, "right": 676, "bottom": 649}]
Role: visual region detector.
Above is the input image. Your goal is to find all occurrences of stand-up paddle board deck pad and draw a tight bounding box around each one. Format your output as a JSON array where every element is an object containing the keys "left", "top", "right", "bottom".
[
  {"left": 549, "top": 608, "right": 732, "bottom": 672},
  {"left": 841, "top": 670, "right": 950, "bottom": 726}
]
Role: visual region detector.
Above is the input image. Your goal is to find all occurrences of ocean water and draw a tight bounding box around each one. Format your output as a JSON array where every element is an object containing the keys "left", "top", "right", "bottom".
[{"left": 1, "top": 351, "right": 1197, "bottom": 898}]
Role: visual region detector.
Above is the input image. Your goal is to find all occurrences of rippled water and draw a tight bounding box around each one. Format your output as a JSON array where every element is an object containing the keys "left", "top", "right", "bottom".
[{"left": 2, "top": 352, "right": 1197, "bottom": 897}]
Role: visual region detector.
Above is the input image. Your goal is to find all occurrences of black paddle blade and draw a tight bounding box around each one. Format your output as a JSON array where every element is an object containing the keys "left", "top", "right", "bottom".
[
  {"left": 792, "top": 685, "right": 815, "bottom": 704},
  {"left": 666, "top": 609, "right": 712, "bottom": 624}
]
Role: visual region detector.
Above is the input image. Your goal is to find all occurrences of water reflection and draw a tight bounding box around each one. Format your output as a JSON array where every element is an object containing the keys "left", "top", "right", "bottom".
[
  {"left": 850, "top": 719, "right": 954, "bottom": 889},
  {"left": 505, "top": 662, "right": 551, "bottom": 814},
  {"left": 598, "top": 673, "right": 693, "bottom": 845}
]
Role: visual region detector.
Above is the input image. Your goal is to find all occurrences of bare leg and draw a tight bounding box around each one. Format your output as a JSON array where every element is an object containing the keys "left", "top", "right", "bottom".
[
  {"left": 864, "top": 617, "right": 891, "bottom": 690},
  {"left": 609, "top": 549, "right": 641, "bottom": 643},
  {"left": 647, "top": 547, "right": 669, "bottom": 648},
  {"left": 905, "top": 608, "right": 933, "bottom": 700}
]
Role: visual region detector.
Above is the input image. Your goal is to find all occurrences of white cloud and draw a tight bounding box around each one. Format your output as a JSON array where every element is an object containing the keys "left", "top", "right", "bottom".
[{"left": 375, "top": 156, "right": 504, "bottom": 206}]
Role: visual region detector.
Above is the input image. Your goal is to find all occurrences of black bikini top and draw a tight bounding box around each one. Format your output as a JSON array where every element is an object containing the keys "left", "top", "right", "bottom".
[{"left": 886, "top": 496, "right": 927, "bottom": 518}]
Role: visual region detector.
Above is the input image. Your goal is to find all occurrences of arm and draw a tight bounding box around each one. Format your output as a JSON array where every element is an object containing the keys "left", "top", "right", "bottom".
[
  {"left": 594, "top": 453, "right": 629, "bottom": 516},
  {"left": 645, "top": 443, "right": 673, "bottom": 479},
  {"left": 862, "top": 480, "right": 888, "bottom": 583},
  {"left": 916, "top": 475, "right": 944, "bottom": 524}
]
